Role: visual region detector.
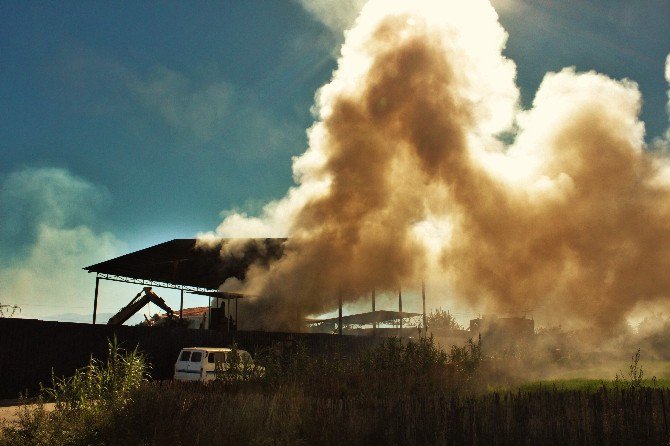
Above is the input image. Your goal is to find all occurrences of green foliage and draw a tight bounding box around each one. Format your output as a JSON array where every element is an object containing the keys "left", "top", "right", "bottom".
[
  {"left": 6, "top": 340, "right": 670, "bottom": 445},
  {"left": 43, "top": 336, "right": 149, "bottom": 413},
  {"left": 425, "top": 307, "right": 463, "bottom": 330},
  {"left": 0, "top": 337, "right": 149, "bottom": 445},
  {"left": 448, "top": 336, "right": 483, "bottom": 379},
  {"left": 0, "top": 303, "right": 20, "bottom": 318},
  {"left": 615, "top": 348, "right": 655, "bottom": 390},
  {"left": 362, "top": 336, "right": 449, "bottom": 370},
  {"left": 214, "top": 342, "right": 264, "bottom": 383},
  {"left": 7, "top": 378, "right": 670, "bottom": 446},
  {"left": 250, "top": 335, "right": 483, "bottom": 398}
]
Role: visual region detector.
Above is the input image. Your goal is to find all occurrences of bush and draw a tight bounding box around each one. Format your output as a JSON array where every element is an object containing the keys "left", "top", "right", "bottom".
[
  {"left": 214, "top": 342, "right": 265, "bottom": 383},
  {"left": 0, "top": 337, "right": 149, "bottom": 446},
  {"left": 44, "top": 336, "right": 149, "bottom": 413}
]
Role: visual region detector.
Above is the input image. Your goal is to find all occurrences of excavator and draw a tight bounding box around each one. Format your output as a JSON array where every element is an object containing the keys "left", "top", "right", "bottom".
[{"left": 107, "top": 287, "right": 175, "bottom": 326}]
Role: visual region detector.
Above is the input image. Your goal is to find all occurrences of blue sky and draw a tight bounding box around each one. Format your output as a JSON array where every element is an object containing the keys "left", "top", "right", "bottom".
[{"left": 1, "top": 0, "right": 669, "bottom": 320}]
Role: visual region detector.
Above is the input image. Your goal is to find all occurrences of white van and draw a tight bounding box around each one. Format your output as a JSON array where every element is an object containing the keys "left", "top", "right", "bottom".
[{"left": 173, "top": 347, "right": 254, "bottom": 382}]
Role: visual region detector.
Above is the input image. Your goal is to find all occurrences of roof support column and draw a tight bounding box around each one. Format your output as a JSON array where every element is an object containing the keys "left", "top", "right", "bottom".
[
  {"left": 372, "top": 289, "right": 376, "bottom": 337},
  {"left": 235, "top": 297, "right": 238, "bottom": 331},
  {"left": 422, "top": 281, "right": 427, "bottom": 336},
  {"left": 92, "top": 276, "right": 100, "bottom": 325},
  {"left": 338, "top": 295, "right": 342, "bottom": 336},
  {"left": 227, "top": 297, "right": 231, "bottom": 332},
  {"left": 179, "top": 289, "right": 184, "bottom": 322},
  {"left": 398, "top": 286, "right": 402, "bottom": 337}
]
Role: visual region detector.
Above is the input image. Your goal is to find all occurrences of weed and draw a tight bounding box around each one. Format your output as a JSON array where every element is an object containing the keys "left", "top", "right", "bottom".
[
  {"left": 0, "top": 337, "right": 149, "bottom": 446},
  {"left": 615, "top": 348, "right": 647, "bottom": 390},
  {"left": 0, "top": 303, "right": 20, "bottom": 318}
]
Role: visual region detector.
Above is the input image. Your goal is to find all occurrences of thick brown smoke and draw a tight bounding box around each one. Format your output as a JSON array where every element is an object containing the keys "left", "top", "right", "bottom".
[{"left": 202, "top": 0, "right": 670, "bottom": 331}]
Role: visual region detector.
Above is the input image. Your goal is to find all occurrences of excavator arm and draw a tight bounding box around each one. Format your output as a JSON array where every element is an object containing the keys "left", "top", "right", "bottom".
[{"left": 107, "top": 287, "right": 174, "bottom": 325}]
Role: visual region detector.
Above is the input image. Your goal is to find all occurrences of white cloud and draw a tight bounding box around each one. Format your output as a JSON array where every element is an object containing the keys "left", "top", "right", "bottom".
[
  {"left": 128, "top": 66, "right": 235, "bottom": 141},
  {"left": 0, "top": 167, "right": 125, "bottom": 319},
  {"left": 296, "top": 0, "right": 367, "bottom": 33},
  {"left": 651, "top": 53, "right": 670, "bottom": 151}
]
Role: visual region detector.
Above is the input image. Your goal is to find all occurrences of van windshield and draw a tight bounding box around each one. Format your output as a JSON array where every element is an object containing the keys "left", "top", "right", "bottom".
[
  {"left": 190, "top": 352, "right": 202, "bottom": 362},
  {"left": 179, "top": 351, "right": 191, "bottom": 361}
]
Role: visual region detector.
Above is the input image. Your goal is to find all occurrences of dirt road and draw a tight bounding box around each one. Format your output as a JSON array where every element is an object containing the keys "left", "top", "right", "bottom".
[{"left": 0, "top": 403, "right": 55, "bottom": 424}]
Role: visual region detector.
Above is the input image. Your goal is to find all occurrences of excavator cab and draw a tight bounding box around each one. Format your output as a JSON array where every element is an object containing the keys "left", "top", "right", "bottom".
[{"left": 107, "top": 287, "right": 175, "bottom": 326}]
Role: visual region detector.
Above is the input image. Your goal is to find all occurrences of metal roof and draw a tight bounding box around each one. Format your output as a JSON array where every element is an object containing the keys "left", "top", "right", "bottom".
[
  {"left": 306, "top": 310, "right": 422, "bottom": 326},
  {"left": 84, "top": 238, "right": 285, "bottom": 291}
]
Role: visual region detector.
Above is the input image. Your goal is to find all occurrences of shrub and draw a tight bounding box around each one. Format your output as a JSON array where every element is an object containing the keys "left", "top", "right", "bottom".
[
  {"left": 0, "top": 337, "right": 149, "bottom": 446},
  {"left": 425, "top": 308, "right": 463, "bottom": 331},
  {"left": 43, "top": 336, "right": 149, "bottom": 413}
]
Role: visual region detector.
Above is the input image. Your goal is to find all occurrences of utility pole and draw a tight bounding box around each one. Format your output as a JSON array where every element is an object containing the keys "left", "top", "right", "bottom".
[
  {"left": 422, "top": 281, "right": 427, "bottom": 335},
  {"left": 338, "top": 294, "right": 343, "bottom": 336},
  {"left": 398, "top": 286, "right": 403, "bottom": 336},
  {"left": 372, "top": 288, "right": 376, "bottom": 336}
]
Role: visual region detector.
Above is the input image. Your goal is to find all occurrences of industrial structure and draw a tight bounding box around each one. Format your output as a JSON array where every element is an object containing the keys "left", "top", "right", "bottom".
[
  {"left": 85, "top": 238, "right": 432, "bottom": 336},
  {"left": 84, "top": 238, "right": 284, "bottom": 330},
  {"left": 85, "top": 238, "right": 535, "bottom": 343}
]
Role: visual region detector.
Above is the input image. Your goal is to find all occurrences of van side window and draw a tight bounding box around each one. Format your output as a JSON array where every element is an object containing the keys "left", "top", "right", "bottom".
[
  {"left": 208, "top": 353, "right": 215, "bottom": 363},
  {"left": 190, "top": 352, "right": 202, "bottom": 362},
  {"left": 179, "top": 351, "right": 191, "bottom": 361}
]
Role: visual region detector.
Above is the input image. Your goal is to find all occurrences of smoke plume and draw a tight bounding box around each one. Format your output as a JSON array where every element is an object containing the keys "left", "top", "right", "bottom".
[{"left": 201, "top": 0, "right": 670, "bottom": 331}]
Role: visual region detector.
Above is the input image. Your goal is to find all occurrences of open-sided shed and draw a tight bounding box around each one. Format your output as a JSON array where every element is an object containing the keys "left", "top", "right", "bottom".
[{"left": 84, "top": 238, "right": 285, "bottom": 325}]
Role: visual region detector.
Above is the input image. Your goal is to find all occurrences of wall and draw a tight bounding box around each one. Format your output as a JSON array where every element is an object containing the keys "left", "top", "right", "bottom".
[{"left": 0, "top": 318, "right": 376, "bottom": 399}]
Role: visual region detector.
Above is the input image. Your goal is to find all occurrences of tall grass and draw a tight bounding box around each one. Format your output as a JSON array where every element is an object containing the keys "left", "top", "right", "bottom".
[
  {"left": 14, "top": 379, "right": 663, "bottom": 445},
  {"left": 3, "top": 338, "right": 670, "bottom": 445},
  {"left": 0, "top": 336, "right": 149, "bottom": 445},
  {"left": 44, "top": 336, "right": 149, "bottom": 413}
]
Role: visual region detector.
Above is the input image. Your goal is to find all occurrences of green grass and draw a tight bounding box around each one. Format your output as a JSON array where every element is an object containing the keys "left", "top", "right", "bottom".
[
  {"left": 4, "top": 338, "right": 670, "bottom": 445},
  {"left": 510, "top": 377, "right": 670, "bottom": 393}
]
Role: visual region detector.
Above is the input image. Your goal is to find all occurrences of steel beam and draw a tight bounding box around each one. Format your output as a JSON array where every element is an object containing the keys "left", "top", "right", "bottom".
[
  {"left": 398, "top": 287, "right": 403, "bottom": 336},
  {"left": 179, "top": 289, "right": 184, "bottom": 321},
  {"left": 95, "top": 273, "right": 218, "bottom": 293},
  {"left": 92, "top": 276, "right": 100, "bottom": 324},
  {"left": 338, "top": 295, "right": 343, "bottom": 336},
  {"left": 422, "top": 281, "right": 427, "bottom": 334}
]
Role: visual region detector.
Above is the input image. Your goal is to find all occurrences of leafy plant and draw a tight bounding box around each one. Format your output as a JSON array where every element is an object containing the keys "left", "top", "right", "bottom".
[
  {"left": 43, "top": 336, "right": 149, "bottom": 413},
  {"left": 0, "top": 303, "right": 20, "bottom": 318},
  {"left": 214, "top": 342, "right": 264, "bottom": 383},
  {"left": 425, "top": 308, "right": 463, "bottom": 331},
  {"left": 614, "top": 348, "right": 651, "bottom": 390}
]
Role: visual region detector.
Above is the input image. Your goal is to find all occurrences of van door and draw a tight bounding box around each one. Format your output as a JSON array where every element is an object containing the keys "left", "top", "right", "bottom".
[
  {"left": 174, "top": 350, "right": 192, "bottom": 381},
  {"left": 174, "top": 349, "right": 205, "bottom": 381},
  {"left": 187, "top": 350, "right": 204, "bottom": 381}
]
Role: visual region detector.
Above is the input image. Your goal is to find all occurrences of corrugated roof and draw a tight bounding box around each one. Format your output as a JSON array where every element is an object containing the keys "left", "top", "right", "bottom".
[
  {"left": 84, "top": 238, "right": 285, "bottom": 291},
  {"left": 307, "top": 310, "right": 422, "bottom": 326},
  {"left": 176, "top": 306, "right": 210, "bottom": 317}
]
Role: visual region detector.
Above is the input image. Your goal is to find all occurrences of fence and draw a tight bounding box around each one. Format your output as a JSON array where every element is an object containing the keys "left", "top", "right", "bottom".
[{"left": 0, "top": 318, "right": 376, "bottom": 399}]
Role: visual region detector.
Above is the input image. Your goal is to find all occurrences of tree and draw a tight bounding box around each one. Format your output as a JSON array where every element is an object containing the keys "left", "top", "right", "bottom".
[
  {"left": 426, "top": 308, "right": 463, "bottom": 331},
  {"left": 0, "top": 303, "right": 20, "bottom": 318}
]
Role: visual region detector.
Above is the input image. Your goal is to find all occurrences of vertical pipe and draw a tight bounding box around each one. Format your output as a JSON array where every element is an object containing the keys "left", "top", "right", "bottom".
[
  {"left": 338, "top": 295, "right": 343, "bottom": 336},
  {"left": 235, "top": 297, "right": 238, "bottom": 331},
  {"left": 208, "top": 296, "right": 211, "bottom": 330},
  {"left": 92, "top": 276, "right": 100, "bottom": 325},
  {"left": 372, "top": 288, "right": 376, "bottom": 336},
  {"left": 179, "top": 289, "right": 184, "bottom": 322},
  {"left": 296, "top": 306, "right": 302, "bottom": 333},
  {"left": 422, "top": 281, "right": 427, "bottom": 334},
  {"left": 398, "top": 286, "right": 403, "bottom": 336},
  {"left": 227, "top": 297, "right": 231, "bottom": 332}
]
